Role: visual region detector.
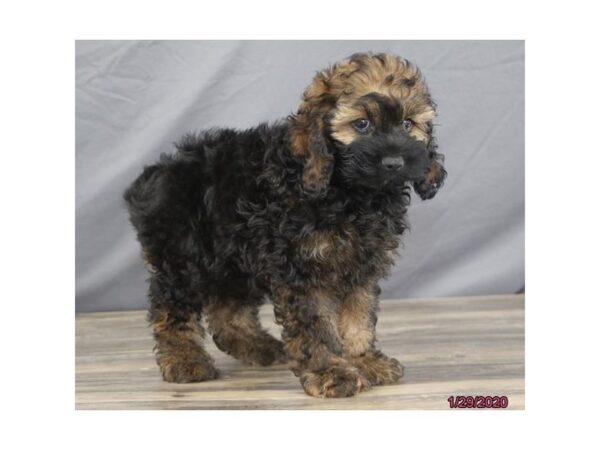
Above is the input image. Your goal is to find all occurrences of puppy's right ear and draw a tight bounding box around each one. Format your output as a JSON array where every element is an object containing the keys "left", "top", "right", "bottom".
[{"left": 290, "top": 72, "right": 337, "bottom": 196}]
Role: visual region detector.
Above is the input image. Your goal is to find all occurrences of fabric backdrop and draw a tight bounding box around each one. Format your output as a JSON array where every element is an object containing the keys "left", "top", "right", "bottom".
[{"left": 75, "top": 40, "right": 524, "bottom": 312}]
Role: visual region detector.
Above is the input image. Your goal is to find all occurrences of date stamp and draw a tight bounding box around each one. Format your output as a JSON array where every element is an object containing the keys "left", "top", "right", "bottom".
[{"left": 447, "top": 395, "right": 509, "bottom": 409}]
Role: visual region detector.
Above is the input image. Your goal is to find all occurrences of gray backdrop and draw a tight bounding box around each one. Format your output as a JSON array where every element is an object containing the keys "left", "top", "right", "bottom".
[{"left": 75, "top": 40, "right": 524, "bottom": 312}]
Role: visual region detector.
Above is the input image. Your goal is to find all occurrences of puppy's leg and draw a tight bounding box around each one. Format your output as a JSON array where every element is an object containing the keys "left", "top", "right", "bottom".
[
  {"left": 148, "top": 275, "right": 219, "bottom": 383},
  {"left": 338, "top": 285, "right": 403, "bottom": 386},
  {"left": 206, "top": 297, "right": 287, "bottom": 366},
  {"left": 273, "top": 289, "right": 370, "bottom": 398}
]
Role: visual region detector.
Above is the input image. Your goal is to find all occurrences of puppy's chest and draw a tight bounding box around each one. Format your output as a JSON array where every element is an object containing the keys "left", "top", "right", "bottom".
[
  {"left": 297, "top": 222, "right": 393, "bottom": 272},
  {"left": 298, "top": 226, "right": 358, "bottom": 266}
]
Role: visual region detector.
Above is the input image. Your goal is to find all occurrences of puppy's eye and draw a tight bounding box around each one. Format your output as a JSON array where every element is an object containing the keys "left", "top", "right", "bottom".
[
  {"left": 402, "top": 119, "right": 414, "bottom": 132},
  {"left": 353, "top": 118, "right": 372, "bottom": 134}
]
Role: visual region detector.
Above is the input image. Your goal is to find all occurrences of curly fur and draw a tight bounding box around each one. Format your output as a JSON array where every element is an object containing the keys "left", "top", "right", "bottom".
[{"left": 124, "top": 52, "right": 446, "bottom": 397}]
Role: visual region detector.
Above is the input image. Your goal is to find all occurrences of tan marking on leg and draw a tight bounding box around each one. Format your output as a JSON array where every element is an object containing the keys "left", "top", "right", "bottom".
[
  {"left": 151, "top": 311, "right": 218, "bottom": 383},
  {"left": 206, "top": 300, "right": 287, "bottom": 366},
  {"left": 338, "top": 287, "right": 377, "bottom": 357},
  {"left": 337, "top": 287, "right": 404, "bottom": 385}
]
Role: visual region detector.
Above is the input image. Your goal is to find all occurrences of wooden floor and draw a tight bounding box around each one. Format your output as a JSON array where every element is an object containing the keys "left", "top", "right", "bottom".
[{"left": 76, "top": 294, "right": 524, "bottom": 410}]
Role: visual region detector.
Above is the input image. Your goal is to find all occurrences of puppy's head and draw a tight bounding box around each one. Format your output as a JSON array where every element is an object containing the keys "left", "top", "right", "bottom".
[{"left": 290, "top": 52, "right": 446, "bottom": 199}]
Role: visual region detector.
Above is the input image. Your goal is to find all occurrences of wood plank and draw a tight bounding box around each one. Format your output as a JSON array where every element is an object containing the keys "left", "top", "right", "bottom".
[{"left": 76, "top": 294, "right": 524, "bottom": 410}]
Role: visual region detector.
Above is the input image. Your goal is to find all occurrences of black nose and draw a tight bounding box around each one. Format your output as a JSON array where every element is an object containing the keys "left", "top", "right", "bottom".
[{"left": 381, "top": 156, "right": 404, "bottom": 171}]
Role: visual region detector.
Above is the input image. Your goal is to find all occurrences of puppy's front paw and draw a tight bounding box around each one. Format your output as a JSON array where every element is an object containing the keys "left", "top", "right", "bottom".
[
  {"left": 300, "top": 364, "right": 371, "bottom": 398},
  {"left": 351, "top": 350, "right": 403, "bottom": 386},
  {"left": 159, "top": 357, "right": 219, "bottom": 383}
]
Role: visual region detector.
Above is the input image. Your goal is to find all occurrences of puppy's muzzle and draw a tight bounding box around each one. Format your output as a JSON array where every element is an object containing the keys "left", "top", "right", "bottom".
[
  {"left": 381, "top": 131, "right": 429, "bottom": 182},
  {"left": 381, "top": 155, "right": 405, "bottom": 172}
]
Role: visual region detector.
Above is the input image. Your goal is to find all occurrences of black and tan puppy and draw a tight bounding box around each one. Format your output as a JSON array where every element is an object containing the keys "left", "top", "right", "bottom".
[{"left": 124, "top": 52, "right": 446, "bottom": 398}]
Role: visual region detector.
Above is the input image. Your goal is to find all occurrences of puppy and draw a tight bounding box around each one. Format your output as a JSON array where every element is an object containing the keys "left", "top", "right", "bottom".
[{"left": 124, "top": 52, "right": 446, "bottom": 398}]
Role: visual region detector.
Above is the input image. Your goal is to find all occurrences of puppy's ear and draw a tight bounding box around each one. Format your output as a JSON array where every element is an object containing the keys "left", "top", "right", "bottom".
[
  {"left": 413, "top": 140, "right": 447, "bottom": 200},
  {"left": 290, "top": 72, "right": 337, "bottom": 196}
]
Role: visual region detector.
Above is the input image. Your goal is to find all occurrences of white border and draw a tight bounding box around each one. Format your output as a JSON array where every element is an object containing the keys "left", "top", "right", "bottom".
[{"left": 3, "top": 0, "right": 600, "bottom": 448}]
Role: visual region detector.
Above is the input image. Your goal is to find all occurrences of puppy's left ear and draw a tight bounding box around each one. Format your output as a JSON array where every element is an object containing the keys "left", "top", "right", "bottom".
[
  {"left": 413, "top": 140, "right": 447, "bottom": 200},
  {"left": 290, "top": 72, "right": 336, "bottom": 196}
]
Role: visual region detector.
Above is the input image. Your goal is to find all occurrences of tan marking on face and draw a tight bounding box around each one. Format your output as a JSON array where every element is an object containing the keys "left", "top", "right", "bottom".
[
  {"left": 329, "top": 103, "right": 366, "bottom": 145},
  {"left": 289, "top": 53, "right": 436, "bottom": 195},
  {"left": 296, "top": 53, "right": 435, "bottom": 146},
  {"left": 404, "top": 99, "right": 436, "bottom": 142},
  {"left": 409, "top": 106, "right": 436, "bottom": 124},
  {"left": 330, "top": 99, "right": 434, "bottom": 145}
]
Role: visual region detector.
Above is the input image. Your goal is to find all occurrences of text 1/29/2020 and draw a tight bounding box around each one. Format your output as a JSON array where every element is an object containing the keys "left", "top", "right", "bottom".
[{"left": 447, "top": 396, "right": 508, "bottom": 409}]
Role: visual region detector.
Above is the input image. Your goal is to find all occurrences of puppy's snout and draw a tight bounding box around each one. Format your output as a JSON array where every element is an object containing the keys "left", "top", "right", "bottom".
[{"left": 381, "top": 155, "right": 405, "bottom": 171}]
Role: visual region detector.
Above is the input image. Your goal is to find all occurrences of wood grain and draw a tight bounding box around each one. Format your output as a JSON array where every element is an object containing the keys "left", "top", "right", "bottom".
[{"left": 76, "top": 294, "right": 524, "bottom": 409}]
